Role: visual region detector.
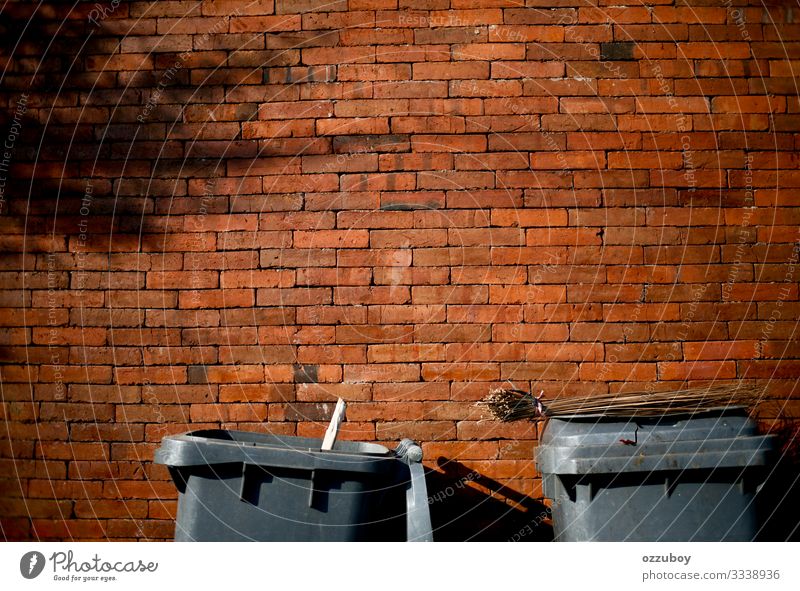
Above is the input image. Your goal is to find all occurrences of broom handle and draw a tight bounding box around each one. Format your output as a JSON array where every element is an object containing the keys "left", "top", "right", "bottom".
[{"left": 321, "top": 398, "right": 347, "bottom": 451}]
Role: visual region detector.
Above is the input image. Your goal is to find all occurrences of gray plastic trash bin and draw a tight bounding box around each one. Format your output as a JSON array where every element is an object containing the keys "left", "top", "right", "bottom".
[
  {"left": 536, "top": 409, "right": 775, "bottom": 541},
  {"left": 155, "top": 430, "right": 432, "bottom": 542}
]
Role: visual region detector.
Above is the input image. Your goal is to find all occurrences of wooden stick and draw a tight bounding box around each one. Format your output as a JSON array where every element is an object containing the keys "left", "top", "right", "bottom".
[{"left": 321, "top": 398, "right": 347, "bottom": 450}]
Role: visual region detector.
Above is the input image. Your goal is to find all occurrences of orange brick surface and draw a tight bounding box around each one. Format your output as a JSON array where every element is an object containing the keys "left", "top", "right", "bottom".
[{"left": 0, "top": 0, "right": 799, "bottom": 541}]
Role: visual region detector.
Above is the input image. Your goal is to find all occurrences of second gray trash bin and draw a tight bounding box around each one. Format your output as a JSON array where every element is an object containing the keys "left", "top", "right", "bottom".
[
  {"left": 536, "top": 409, "right": 775, "bottom": 541},
  {"left": 155, "top": 430, "right": 433, "bottom": 542}
]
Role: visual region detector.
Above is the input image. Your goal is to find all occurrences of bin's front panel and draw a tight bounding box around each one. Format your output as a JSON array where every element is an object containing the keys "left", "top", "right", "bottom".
[
  {"left": 173, "top": 464, "right": 406, "bottom": 542},
  {"left": 549, "top": 469, "right": 762, "bottom": 542}
]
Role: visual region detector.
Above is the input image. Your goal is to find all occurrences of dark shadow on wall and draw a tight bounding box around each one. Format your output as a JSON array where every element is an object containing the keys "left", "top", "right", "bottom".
[
  {"left": 425, "top": 458, "right": 553, "bottom": 542},
  {"left": 0, "top": 2, "right": 93, "bottom": 93},
  {"left": 0, "top": 0, "right": 350, "bottom": 215},
  {"left": 0, "top": 2, "right": 129, "bottom": 236},
  {"left": 0, "top": 1, "right": 215, "bottom": 248},
  {"left": 1, "top": 2, "right": 88, "bottom": 222},
  {"left": 757, "top": 421, "right": 800, "bottom": 542}
]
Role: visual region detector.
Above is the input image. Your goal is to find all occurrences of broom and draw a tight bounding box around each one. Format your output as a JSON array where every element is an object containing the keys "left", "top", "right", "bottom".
[{"left": 478, "top": 383, "right": 764, "bottom": 422}]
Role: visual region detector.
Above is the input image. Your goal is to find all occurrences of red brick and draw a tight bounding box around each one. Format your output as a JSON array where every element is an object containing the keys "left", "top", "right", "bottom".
[
  {"left": 259, "top": 100, "right": 333, "bottom": 119},
  {"left": 739, "top": 360, "right": 800, "bottom": 379},
  {"left": 711, "top": 96, "right": 786, "bottom": 114},
  {"left": 219, "top": 270, "right": 294, "bottom": 288},
  {"left": 147, "top": 271, "right": 218, "bottom": 290},
  {"left": 636, "top": 97, "right": 708, "bottom": 114},
  {"left": 74, "top": 499, "right": 148, "bottom": 519},
  {"left": 392, "top": 116, "right": 465, "bottom": 134},
  {"left": 317, "top": 118, "right": 390, "bottom": 136},
  {"left": 683, "top": 341, "right": 758, "bottom": 361},
  {"left": 336, "top": 325, "right": 414, "bottom": 344},
  {"left": 501, "top": 362, "right": 579, "bottom": 381},
  {"left": 579, "top": 363, "right": 657, "bottom": 382},
  {"left": 334, "top": 286, "right": 410, "bottom": 305},
  {"left": 604, "top": 303, "right": 681, "bottom": 322},
  {"left": 375, "top": 264, "right": 442, "bottom": 286},
  {"left": 334, "top": 99, "right": 410, "bottom": 118},
  {"left": 651, "top": 7, "right": 727, "bottom": 23},
  {"left": 453, "top": 43, "right": 525, "bottom": 61},
  {"left": 415, "top": 324, "right": 491, "bottom": 344},
  {"left": 413, "top": 62, "right": 489, "bottom": 80},
  {"left": 346, "top": 402, "right": 425, "bottom": 422},
  {"left": 297, "top": 267, "right": 371, "bottom": 286},
  {"left": 445, "top": 343, "right": 523, "bottom": 362},
  {"left": 296, "top": 383, "right": 371, "bottom": 401},
  {"left": 344, "top": 364, "right": 420, "bottom": 383},
  {"left": 375, "top": 421, "right": 456, "bottom": 441},
  {"left": 527, "top": 342, "right": 603, "bottom": 362},
  {"left": 678, "top": 42, "right": 750, "bottom": 59},
  {"left": 489, "top": 285, "right": 566, "bottom": 304},
  {"left": 729, "top": 284, "right": 798, "bottom": 302},
  {"left": 304, "top": 46, "right": 375, "bottom": 65},
  {"left": 414, "top": 170, "right": 491, "bottom": 190},
  {"left": 303, "top": 9, "right": 374, "bottom": 30},
  {"left": 423, "top": 440, "right": 499, "bottom": 460},
  {"left": 294, "top": 230, "right": 369, "bottom": 248},
  {"left": 341, "top": 26, "right": 410, "bottom": 45},
  {"left": 422, "top": 363, "right": 500, "bottom": 382},
  {"left": 230, "top": 15, "right": 301, "bottom": 32},
  {"left": 410, "top": 134, "right": 487, "bottom": 153},
  {"left": 492, "top": 324, "right": 570, "bottom": 342},
  {"left": 658, "top": 361, "right": 737, "bottom": 381},
  {"left": 489, "top": 24, "right": 563, "bottom": 42}
]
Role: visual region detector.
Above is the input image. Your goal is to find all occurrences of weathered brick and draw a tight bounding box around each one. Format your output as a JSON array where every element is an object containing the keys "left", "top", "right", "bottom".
[
  {"left": 2, "top": 1, "right": 798, "bottom": 542},
  {"left": 413, "top": 62, "right": 489, "bottom": 80}
]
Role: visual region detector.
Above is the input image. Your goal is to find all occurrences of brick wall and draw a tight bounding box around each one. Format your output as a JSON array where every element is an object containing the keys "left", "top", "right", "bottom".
[{"left": 1, "top": 0, "right": 799, "bottom": 541}]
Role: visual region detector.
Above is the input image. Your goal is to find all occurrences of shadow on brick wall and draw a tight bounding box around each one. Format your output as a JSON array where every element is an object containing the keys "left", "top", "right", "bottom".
[
  {"left": 757, "top": 422, "right": 800, "bottom": 541},
  {"left": 425, "top": 458, "right": 552, "bottom": 542},
  {"left": 0, "top": 1, "right": 201, "bottom": 235},
  {"left": 1, "top": 2, "right": 121, "bottom": 226}
]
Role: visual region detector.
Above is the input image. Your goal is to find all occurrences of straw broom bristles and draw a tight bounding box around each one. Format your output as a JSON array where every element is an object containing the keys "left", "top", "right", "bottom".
[{"left": 478, "top": 384, "right": 764, "bottom": 422}]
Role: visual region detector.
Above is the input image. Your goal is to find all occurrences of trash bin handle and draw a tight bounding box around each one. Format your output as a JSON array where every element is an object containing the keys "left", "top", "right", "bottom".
[
  {"left": 393, "top": 438, "right": 423, "bottom": 464},
  {"left": 393, "top": 439, "right": 433, "bottom": 542},
  {"left": 405, "top": 460, "right": 433, "bottom": 542}
]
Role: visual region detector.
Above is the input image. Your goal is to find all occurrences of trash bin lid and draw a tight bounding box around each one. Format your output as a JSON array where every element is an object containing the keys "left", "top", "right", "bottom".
[
  {"left": 155, "top": 430, "right": 397, "bottom": 475},
  {"left": 536, "top": 410, "right": 775, "bottom": 475}
]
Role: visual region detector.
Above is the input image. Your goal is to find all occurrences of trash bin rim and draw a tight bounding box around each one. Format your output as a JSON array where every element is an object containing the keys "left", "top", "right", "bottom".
[
  {"left": 536, "top": 409, "right": 776, "bottom": 474},
  {"left": 154, "top": 429, "right": 398, "bottom": 474}
]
